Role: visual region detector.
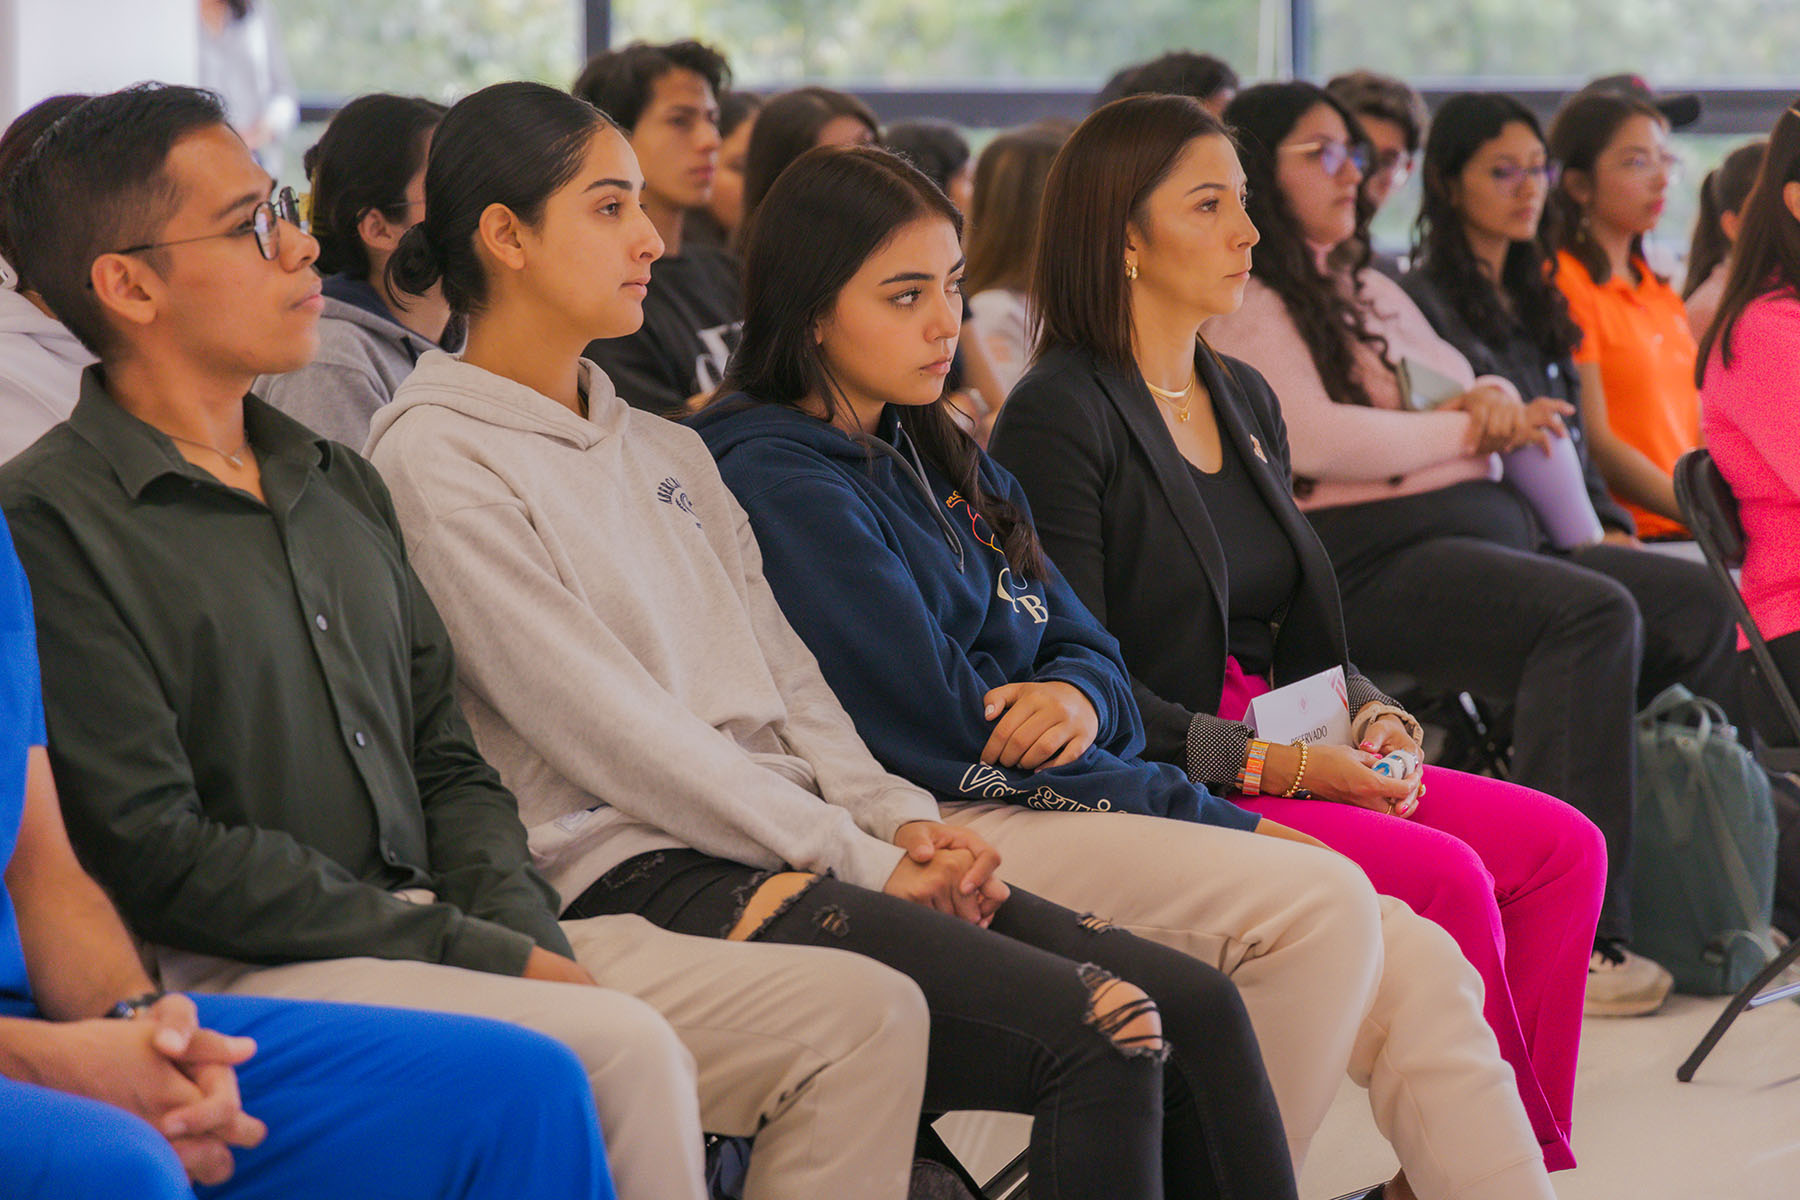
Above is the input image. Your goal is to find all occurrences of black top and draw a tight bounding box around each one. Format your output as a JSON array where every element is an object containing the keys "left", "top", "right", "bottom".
[
  {"left": 1184, "top": 431, "right": 1300, "bottom": 677},
  {"left": 990, "top": 343, "right": 1395, "bottom": 783},
  {"left": 0, "top": 369, "right": 570, "bottom": 972},
  {"left": 584, "top": 242, "right": 744, "bottom": 419},
  {"left": 1401, "top": 264, "right": 1636, "bottom": 536}
]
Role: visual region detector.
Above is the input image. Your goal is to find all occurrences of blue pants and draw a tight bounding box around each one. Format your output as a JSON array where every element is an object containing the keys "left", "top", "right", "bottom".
[{"left": 0, "top": 993, "right": 615, "bottom": 1200}]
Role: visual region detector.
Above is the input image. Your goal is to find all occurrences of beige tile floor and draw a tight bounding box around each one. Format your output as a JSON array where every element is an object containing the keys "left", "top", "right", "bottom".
[
  {"left": 939, "top": 991, "right": 1800, "bottom": 1199},
  {"left": 1301, "top": 993, "right": 1800, "bottom": 1200}
]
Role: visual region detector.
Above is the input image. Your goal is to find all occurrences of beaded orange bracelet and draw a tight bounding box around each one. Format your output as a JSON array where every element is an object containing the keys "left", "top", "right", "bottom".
[{"left": 1238, "top": 739, "right": 1270, "bottom": 796}]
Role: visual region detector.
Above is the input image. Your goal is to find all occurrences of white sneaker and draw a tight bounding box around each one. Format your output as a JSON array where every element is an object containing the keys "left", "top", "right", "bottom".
[{"left": 1585, "top": 940, "right": 1674, "bottom": 1017}]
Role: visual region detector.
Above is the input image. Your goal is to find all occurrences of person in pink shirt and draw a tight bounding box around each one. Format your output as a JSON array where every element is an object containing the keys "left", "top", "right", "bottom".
[
  {"left": 1206, "top": 81, "right": 1674, "bottom": 1019},
  {"left": 1683, "top": 140, "right": 1765, "bottom": 341},
  {"left": 1699, "top": 104, "right": 1800, "bottom": 745}
]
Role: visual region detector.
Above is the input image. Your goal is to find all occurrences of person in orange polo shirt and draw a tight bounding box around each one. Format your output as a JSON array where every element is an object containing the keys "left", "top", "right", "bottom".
[{"left": 1547, "top": 86, "right": 1699, "bottom": 539}]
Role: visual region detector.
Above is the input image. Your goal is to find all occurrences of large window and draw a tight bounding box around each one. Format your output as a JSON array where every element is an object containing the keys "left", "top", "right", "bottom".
[
  {"left": 280, "top": 0, "right": 581, "bottom": 101},
  {"left": 1314, "top": 0, "right": 1800, "bottom": 82},
  {"left": 273, "top": 0, "right": 1781, "bottom": 259},
  {"left": 613, "top": 0, "right": 1264, "bottom": 86}
]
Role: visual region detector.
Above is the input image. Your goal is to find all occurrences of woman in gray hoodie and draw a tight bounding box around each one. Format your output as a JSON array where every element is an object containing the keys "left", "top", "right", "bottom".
[
  {"left": 257, "top": 94, "right": 456, "bottom": 445},
  {"left": 0, "top": 95, "right": 93, "bottom": 463},
  {"left": 367, "top": 81, "right": 1303, "bottom": 1200}
]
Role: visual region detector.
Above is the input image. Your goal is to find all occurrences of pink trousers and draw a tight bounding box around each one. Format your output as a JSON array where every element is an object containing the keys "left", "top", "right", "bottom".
[{"left": 1222, "top": 662, "right": 1605, "bottom": 1171}]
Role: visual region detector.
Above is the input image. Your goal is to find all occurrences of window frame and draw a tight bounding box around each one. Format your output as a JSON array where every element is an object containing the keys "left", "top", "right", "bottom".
[{"left": 294, "top": 0, "right": 1788, "bottom": 138}]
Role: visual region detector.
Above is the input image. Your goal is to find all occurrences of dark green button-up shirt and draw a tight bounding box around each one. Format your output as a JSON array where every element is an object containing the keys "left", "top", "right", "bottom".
[{"left": 0, "top": 368, "right": 571, "bottom": 974}]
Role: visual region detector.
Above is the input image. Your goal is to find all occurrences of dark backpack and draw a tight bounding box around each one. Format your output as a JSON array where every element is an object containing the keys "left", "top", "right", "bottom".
[{"left": 1630, "top": 685, "right": 1781, "bottom": 994}]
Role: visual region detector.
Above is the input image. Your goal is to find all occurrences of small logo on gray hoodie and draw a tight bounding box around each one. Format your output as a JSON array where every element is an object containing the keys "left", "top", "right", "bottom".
[{"left": 657, "top": 477, "right": 701, "bottom": 528}]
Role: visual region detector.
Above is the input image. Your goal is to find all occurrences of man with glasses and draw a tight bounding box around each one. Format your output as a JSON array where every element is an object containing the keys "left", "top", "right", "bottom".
[
  {"left": 0, "top": 83, "right": 932, "bottom": 1200},
  {"left": 1329, "top": 70, "right": 1430, "bottom": 277}
]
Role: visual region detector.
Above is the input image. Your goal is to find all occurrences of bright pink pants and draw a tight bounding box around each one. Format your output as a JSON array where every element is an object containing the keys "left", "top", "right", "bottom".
[{"left": 1222, "top": 662, "right": 1605, "bottom": 1171}]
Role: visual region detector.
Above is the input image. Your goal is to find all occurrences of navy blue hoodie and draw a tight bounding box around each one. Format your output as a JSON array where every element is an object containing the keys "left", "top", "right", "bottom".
[{"left": 693, "top": 398, "right": 1260, "bottom": 831}]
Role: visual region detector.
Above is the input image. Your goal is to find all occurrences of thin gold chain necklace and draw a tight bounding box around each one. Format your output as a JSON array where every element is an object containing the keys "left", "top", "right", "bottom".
[
  {"left": 1144, "top": 376, "right": 1195, "bottom": 423},
  {"left": 165, "top": 430, "right": 251, "bottom": 468}
]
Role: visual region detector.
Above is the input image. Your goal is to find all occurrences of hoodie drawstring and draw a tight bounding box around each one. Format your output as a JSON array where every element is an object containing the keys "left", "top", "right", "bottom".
[{"left": 851, "top": 428, "right": 966, "bottom": 572}]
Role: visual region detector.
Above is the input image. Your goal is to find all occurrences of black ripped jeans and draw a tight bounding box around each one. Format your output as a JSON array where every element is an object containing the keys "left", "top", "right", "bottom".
[{"left": 566, "top": 849, "right": 1295, "bottom": 1200}]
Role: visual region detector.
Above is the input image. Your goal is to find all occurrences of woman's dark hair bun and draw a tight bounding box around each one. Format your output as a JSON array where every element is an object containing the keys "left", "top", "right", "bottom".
[{"left": 386, "top": 223, "right": 445, "bottom": 300}]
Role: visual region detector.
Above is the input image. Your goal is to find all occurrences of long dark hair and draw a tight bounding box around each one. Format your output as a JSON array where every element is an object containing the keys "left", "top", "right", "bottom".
[
  {"left": 1684, "top": 139, "right": 1766, "bottom": 298},
  {"left": 1412, "top": 92, "right": 1582, "bottom": 362},
  {"left": 1033, "top": 95, "right": 1228, "bottom": 371},
  {"left": 1225, "top": 82, "right": 1389, "bottom": 409},
  {"left": 388, "top": 82, "right": 615, "bottom": 317},
  {"left": 305, "top": 93, "right": 445, "bottom": 279},
  {"left": 1697, "top": 105, "right": 1800, "bottom": 379},
  {"left": 965, "top": 120, "right": 1069, "bottom": 296},
  {"left": 722, "top": 145, "right": 1044, "bottom": 579},
  {"left": 738, "top": 87, "right": 879, "bottom": 243},
  {"left": 1545, "top": 91, "right": 1667, "bottom": 286}
]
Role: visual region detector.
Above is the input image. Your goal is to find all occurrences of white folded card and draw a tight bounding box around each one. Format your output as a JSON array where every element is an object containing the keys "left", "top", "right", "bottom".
[{"left": 1246, "top": 665, "right": 1352, "bottom": 747}]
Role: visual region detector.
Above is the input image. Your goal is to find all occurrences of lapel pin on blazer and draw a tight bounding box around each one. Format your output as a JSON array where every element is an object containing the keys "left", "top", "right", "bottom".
[{"left": 1249, "top": 434, "right": 1268, "bottom": 463}]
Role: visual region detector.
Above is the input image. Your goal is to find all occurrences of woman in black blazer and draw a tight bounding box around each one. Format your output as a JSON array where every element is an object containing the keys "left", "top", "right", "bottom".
[{"left": 989, "top": 93, "right": 1606, "bottom": 1186}]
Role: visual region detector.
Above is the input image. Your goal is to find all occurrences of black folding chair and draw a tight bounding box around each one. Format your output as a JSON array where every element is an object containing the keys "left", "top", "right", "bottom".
[{"left": 1671, "top": 448, "right": 1800, "bottom": 1080}]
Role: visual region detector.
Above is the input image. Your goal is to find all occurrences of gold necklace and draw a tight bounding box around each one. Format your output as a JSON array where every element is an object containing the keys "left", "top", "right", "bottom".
[{"left": 1144, "top": 375, "right": 1195, "bottom": 423}]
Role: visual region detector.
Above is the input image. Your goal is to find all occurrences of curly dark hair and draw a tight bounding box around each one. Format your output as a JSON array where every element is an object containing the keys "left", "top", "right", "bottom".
[{"left": 1411, "top": 92, "right": 1582, "bottom": 363}]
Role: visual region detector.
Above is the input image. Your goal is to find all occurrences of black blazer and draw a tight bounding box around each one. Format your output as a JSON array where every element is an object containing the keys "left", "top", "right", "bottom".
[{"left": 990, "top": 342, "right": 1365, "bottom": 770}]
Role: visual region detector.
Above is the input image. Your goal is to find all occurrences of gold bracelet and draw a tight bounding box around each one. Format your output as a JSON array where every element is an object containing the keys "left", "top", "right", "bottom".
[{"left": 1282, "top": 740, "right": 1310, "bottom": 798}]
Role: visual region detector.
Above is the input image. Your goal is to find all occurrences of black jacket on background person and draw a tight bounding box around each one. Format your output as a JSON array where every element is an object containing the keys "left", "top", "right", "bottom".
[
  {"left": 584, "top": 243, "right": 743, "bottom": 419},
  {"left": 989, "top": 342, "right": 1406, "bottom": 786},
  {"left": 1400, "top": 265, "right": 1637, "bottom": 537}
]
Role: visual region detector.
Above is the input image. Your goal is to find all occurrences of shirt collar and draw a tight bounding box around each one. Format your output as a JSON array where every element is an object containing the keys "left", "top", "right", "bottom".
[{"left": 67, "top": 364, "right": 329, "bottom": 500}]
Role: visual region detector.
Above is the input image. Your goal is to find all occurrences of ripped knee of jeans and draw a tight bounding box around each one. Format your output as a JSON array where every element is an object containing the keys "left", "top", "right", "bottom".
[
  {"left": 1077, "top": 963, "right": 1167, "bottom": 1060},
  {"left": 724, "top": 872, "right": 823, "bottom": 941},
  {"left": 1076, "top": 912, "right": 1115, "bottom": 934},
  {"left": 811, "top": 905, "right": 850, "bottom": 937}
]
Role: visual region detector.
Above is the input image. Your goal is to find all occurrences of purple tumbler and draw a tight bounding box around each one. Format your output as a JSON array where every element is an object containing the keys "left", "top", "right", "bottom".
[{"left": 1502, "top": 435, "right": 1605, "bottom": 549}]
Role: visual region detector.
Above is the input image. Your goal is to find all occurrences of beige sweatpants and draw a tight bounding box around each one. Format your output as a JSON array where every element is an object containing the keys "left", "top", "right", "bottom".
[
  {"left": 161, "top": 913, "right": 929, "bottom": 1200},
  {"left": 941, "top": 801, "right": 1556, "bottom": 1200}
]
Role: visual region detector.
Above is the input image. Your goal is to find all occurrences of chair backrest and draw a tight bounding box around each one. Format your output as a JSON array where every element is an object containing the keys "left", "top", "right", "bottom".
[
  {"left": 1675, "top": 449, "right": 1747, "bottom": 568},
  {"left": 1674, "top": 448, "right": 1800, "bottom": 754}
]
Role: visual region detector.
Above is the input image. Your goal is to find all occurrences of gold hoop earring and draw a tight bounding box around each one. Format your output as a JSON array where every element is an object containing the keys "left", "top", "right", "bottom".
[{"left": 1125, "top": 261, "right": 1139, "bottom": 281}]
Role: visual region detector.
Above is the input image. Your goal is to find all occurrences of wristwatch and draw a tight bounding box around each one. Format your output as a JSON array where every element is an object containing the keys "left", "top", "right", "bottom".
[{"left": 105, "top": 991, "right": 164, "bottom": 1020}]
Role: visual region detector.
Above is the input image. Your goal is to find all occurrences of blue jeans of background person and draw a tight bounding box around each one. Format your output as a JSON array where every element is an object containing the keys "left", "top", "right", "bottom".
[{"left": 0, "top": 993, "right": 614, "bottom": 1200}]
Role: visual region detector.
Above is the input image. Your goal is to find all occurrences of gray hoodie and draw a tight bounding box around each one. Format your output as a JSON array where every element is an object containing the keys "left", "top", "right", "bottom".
[
  {"left": 0, "top": 284, "right": 93, "bottom": 463},
  {"left": 258, "top": 281, "right": 440, "bottom": 446},
  {"left": 365, "top": 351, "right": 939, "bottom": 905}
]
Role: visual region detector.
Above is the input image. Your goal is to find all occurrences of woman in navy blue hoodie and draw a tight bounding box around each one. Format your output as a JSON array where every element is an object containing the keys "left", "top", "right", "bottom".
[{"left": 695, "top": 144, "right": 1556, "bottom": 1200}]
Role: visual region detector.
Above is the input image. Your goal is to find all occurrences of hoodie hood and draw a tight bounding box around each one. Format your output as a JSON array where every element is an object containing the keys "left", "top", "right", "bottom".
[
  {"left": 0, "top": 287, "right": 96, "bottom": 460},
  {"left": 319, "top": 274, "right": 456, "bottom": 357},
  {"left": 0, "top": 286, "right": 94, "bottom": 377},
  {"left": 693, "top": 396, "right": 966, "bottom": 567},
  {"left": 690, "top": 393, "right": 881, "bottom": 461},
  {"left": 367, "top": 349, "right": 628, "bottom": 456}
]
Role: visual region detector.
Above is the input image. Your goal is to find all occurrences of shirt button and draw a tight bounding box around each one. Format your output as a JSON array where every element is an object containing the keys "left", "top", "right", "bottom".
[
  {"left": 380, "top": 839, "right": 397, "bottom": 862},
  {"left": 315, "top": 614, "right": 329, "bottom": 631},
  {"left": 354, "top": 730, "right": 367, "bottom": 747}
]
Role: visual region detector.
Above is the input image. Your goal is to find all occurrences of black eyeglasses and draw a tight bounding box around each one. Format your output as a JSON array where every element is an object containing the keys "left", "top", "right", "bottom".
[{"left": 109, "top": 187, "right": 307, "bottom": 262}]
